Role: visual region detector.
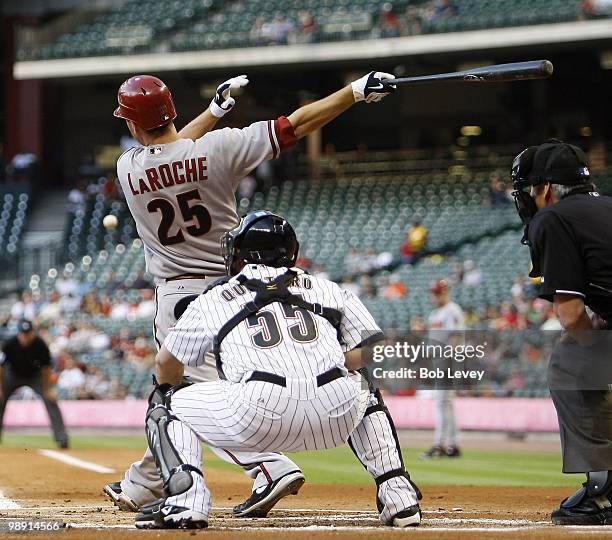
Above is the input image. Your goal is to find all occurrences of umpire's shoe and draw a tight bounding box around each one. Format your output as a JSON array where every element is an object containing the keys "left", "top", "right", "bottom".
[
  {"left": 552, "top": 473, "right": 612, "bottom": 525},
  {"left": 135, "top": 501, "right": 208, "bottom": 529},
  {"left": 103, "top": 482, "right": 139, "bottom": 512},
  {"left": 233, "top": 470, "right": 305, "bottom": 518}
]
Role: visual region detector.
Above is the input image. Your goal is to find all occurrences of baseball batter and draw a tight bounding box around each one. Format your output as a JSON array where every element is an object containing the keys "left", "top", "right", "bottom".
[
  {"left": 105, "top": 70, "right": 417, "bottom": 519},
  {"left": 134, "top": 211, "right": 421, "bottom": 529}
]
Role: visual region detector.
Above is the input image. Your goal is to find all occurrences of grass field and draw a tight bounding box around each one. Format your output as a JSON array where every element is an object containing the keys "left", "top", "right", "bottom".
[{"left": 0, "top": 433, "right": 578, "bottom": 488}]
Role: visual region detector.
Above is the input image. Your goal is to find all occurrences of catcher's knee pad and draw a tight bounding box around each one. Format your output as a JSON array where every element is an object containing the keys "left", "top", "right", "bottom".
[{"left": 145, "top": 404, "right": 202, "bottom": 497}]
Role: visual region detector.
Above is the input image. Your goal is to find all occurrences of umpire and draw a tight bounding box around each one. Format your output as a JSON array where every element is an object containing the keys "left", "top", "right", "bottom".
[
  {"left": 0, "top": 320, "right": 68, "bottom": 448},
  {"left": 512, "top": 139, "right": 612, "bottom": 525}
]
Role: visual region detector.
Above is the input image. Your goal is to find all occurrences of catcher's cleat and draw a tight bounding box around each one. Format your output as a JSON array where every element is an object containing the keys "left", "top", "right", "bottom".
[
  {"left": 233, "top": 470, "right": 305, "bottom": 518},
  {"left": 552, "top": 483, "right": 612, "bottom": 525},
  {"left": 420, "top": 445, "right": 445, "bottom": 459},
  {"left": 135, "top": 502, "right": 208, "bottom": 529},
  {"left": 391, "top": 504, "right": 422, "bottom": 527},
  {"left": 103, "top": 482, "right": 139, "bottom": 512},
  {"left": 445, "top": 445, "right": 461, "bottom": 458}
]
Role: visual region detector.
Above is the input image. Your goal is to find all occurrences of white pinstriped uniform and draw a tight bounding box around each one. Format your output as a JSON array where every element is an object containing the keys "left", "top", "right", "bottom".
[
  {"left": 116, "top": 118, "right": 301, "bottom": 505},
  {"left": 161, "top": 265, "right": 419, "bottom": 522}
]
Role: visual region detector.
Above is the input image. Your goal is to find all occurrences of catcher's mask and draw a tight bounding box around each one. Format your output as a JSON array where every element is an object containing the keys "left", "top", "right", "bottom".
[
  {"left": 221, "top": 210, "right": 299, "bottom": 276},
  {"left": 511, "top": 139, "right": 591, "bottom": 244}
]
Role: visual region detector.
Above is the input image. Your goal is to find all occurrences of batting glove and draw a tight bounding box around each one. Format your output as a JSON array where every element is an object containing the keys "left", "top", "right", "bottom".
[
  {"left": 209, "top": 74, "right": 249, "bottom": 118},
  {"left": 351, "top": 71, "right": 396, "bottom": 103}
]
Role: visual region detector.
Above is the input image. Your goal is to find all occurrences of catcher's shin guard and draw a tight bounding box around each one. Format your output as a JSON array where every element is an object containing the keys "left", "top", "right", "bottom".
[
  {"left": 348, "top": 371, "right": 421, "bottom": 519},
  {"left": 146, "top": 394, "right": 202, "bottom": 497}
]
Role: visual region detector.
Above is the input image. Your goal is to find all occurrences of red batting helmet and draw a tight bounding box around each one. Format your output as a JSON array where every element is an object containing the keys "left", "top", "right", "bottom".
[
  {"left": 429, "top": 279, "right": 449, "bottom": 295},
  {"left": 113, "top": 75, "right": 177, "bottom": 130}
]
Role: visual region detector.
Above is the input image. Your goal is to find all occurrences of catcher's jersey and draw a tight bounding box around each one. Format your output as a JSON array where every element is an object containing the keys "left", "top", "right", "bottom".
[
  {"left": 164, "top": 265, "right": 383, "bottom": 382},
  {"left": 116, "top": 118, "right": 296, "bottom": 279}
]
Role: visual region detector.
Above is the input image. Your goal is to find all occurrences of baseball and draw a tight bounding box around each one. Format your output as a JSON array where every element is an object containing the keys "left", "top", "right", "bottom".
[{"left": 103, "top": 214, "right": 118, "bottom": 230}]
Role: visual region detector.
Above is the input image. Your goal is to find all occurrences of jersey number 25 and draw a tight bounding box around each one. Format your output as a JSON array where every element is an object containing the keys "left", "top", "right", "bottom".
[{"left": 147, "top": 188, "right": 212, "bottom": 246}]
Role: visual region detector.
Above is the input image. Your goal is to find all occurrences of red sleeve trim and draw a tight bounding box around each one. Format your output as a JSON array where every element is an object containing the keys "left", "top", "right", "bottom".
[
  {"left": 275, "top": 116, "right": 297, "bottom": 152},
  {"left": 267, "top": 120, "right": 278, "bottom": 159}
]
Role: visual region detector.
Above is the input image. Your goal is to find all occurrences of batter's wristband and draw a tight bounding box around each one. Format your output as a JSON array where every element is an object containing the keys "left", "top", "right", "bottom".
[{"left": 209, "top": 99, "right": 229, "bottom": 118}]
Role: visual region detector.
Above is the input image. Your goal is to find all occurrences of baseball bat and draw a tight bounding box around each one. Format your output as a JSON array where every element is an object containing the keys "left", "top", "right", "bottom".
[{"left": 382, "top": 60, "right": 553, "bottom": 88}]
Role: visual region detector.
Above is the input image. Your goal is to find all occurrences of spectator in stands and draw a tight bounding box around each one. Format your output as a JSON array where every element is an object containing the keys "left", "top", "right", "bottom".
[
  {"left": 250, "top": 17, "right": 268, "bottom": 46},
  {"left": 55, "top": 271, "right": 78, "bottom": 297},
  {"left": 401, "top": 4, "right": 422, "bottom": 35},
  {"left": 311, "top": 263, "right": 330, "bottom": 280},
  {"left": 449, "top": 262, "right": 464, "bottom": 284},
  {"left": 295, "top": 10, "right": 317, "bottom": 43},
  {"left": 381, "top": 276, "right": 408, "bottom": 300},
  {"left": 131, "top": 271, "right": 153, "bottom": 290},
  {"left": 105, "top": 271, "right": 123, "bottom": 295},
  {"left": 344, "top": 246, "right": 361, "bottom": 274},
  {"left": 402, "top": 217, "right": 428, "bottom": 262},
  {"left": 362, "top": 246, "right": 380, "bottom": 274},
  {"left": 339, "top": 275, "right": 361, "bottom": 296},
  {"left": 489, "top": 174, "right": 510, "bottom": 205},
  {"left": 377, "top": 3, "right": 401, "bottom": 38},
  {"left": 462, "top": 259, "right": 482, "bottom": 286},
  {"left": 83, "top": 366, "right": 110, "bottom": 400},
  {"left": 359, "top": 275, "right": 377, "bottom": 298},
  {"left": 57, "top": 355, "right": 85, "bottom": 399},
  {"left": 67, "top": 180, "right": 88, "bottom": 214},
  {"left": 434, "top": 0, "right": 457, "bottom": 18},
  {"left": 268, "top": 15, "right": 293, "bottom": 45},
  {"left": 110, "top": 292, "right": 130, "bottom": 320},
  {"left": 136, "top": 289, "right": 156, "bottom": 319},
  {"left": 579, "top": 0, "right": 595, "bottom": 19},
  {"left": 10, "top": 291, "right": 37, "bottom": 321},
  {"left": 38, "top": 291, "right": 62, "bottom": 323}
]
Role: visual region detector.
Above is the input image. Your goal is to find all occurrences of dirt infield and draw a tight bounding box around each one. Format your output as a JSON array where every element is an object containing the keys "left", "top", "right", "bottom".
[{"left": 1, "top": 447, "right": 610, "bottom": 539}]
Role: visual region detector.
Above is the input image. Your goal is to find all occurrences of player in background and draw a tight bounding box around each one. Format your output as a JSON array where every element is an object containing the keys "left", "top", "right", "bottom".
[
  {"left": 421, "top": 279, "right": 465, "bottom": 458},
  {"left": 134, "top": 210, "right": 421, "bottom": 529},
  {"left": 105, "top": 70, "right": 403, "bottom": 517}
]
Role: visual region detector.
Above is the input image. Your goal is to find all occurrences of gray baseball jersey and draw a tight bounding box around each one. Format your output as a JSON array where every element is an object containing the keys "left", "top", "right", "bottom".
[
  {"left": 116, "top": 118, "right": 296, "bottom": 279},
  {"left": 164, "top": 265, "right": 383, "bottom": 381}
]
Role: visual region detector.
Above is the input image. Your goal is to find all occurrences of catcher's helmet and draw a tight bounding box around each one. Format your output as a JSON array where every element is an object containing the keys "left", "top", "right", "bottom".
[
  {"left": 221, "top": 211, "right": 299, "bottom": 276},
  {"left": 113, "top": 75, "right": 177, "bottom": 130}
]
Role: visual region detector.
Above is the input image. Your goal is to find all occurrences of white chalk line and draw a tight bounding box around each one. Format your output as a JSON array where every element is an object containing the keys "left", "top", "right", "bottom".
[
  {"left": 37, "top": 450, "right": 115, "bottom": 474},
  {"left": 65, "top": 523, "right": 612, "bottom": 533},
  {"left": 0, "top": 489, "right": 20, "bottom": 510}
]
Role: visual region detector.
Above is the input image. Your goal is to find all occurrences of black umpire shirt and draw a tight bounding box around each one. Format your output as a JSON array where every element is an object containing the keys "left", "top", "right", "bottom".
[
  {"left": 1, "top": 336, "right": 51, "bottom": 378},
  {"left": 528, "top": 192, "right": 612, "bottom": 322}
]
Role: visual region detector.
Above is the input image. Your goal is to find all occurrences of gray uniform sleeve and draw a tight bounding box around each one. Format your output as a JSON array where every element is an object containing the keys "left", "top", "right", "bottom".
[
  {"left": 197, "top": 118, "right": 296, "bottom": 186},
  {"left": 164, "top": 298, "right": 214, "bottom": 367},
  {"left": 339, "top": 289, "right": 384, "bottom": 352}
]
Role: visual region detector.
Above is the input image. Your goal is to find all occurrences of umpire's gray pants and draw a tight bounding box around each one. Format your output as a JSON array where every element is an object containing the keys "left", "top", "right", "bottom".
[
  {"left": 548, "top": 338, "right": 612, "bottom": 473},
  {"left": 0, "top": 367, "right": 68, "bottom": 445}
]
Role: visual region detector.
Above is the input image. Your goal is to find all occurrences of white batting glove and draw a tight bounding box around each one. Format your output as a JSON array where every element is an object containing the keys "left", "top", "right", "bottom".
[
  {"left": 209, "top": 74, "right": 249, "bottom": 118},
  {"left": 351, "top": 71, "right": 396, "bottom": 103}
]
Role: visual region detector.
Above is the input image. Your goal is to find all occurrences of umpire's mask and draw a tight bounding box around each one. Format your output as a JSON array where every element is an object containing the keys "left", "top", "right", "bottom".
[{"left": 511, "top": 139, "right": 591, "bottom": 245}]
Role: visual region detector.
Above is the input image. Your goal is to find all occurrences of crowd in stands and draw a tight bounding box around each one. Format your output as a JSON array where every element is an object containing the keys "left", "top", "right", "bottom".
[
  {"left": 247, "top": 2, "right": 459, "bottom": 46},
  {"left": 2, "top": 275, "right": 157, "bottom": 401}
]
